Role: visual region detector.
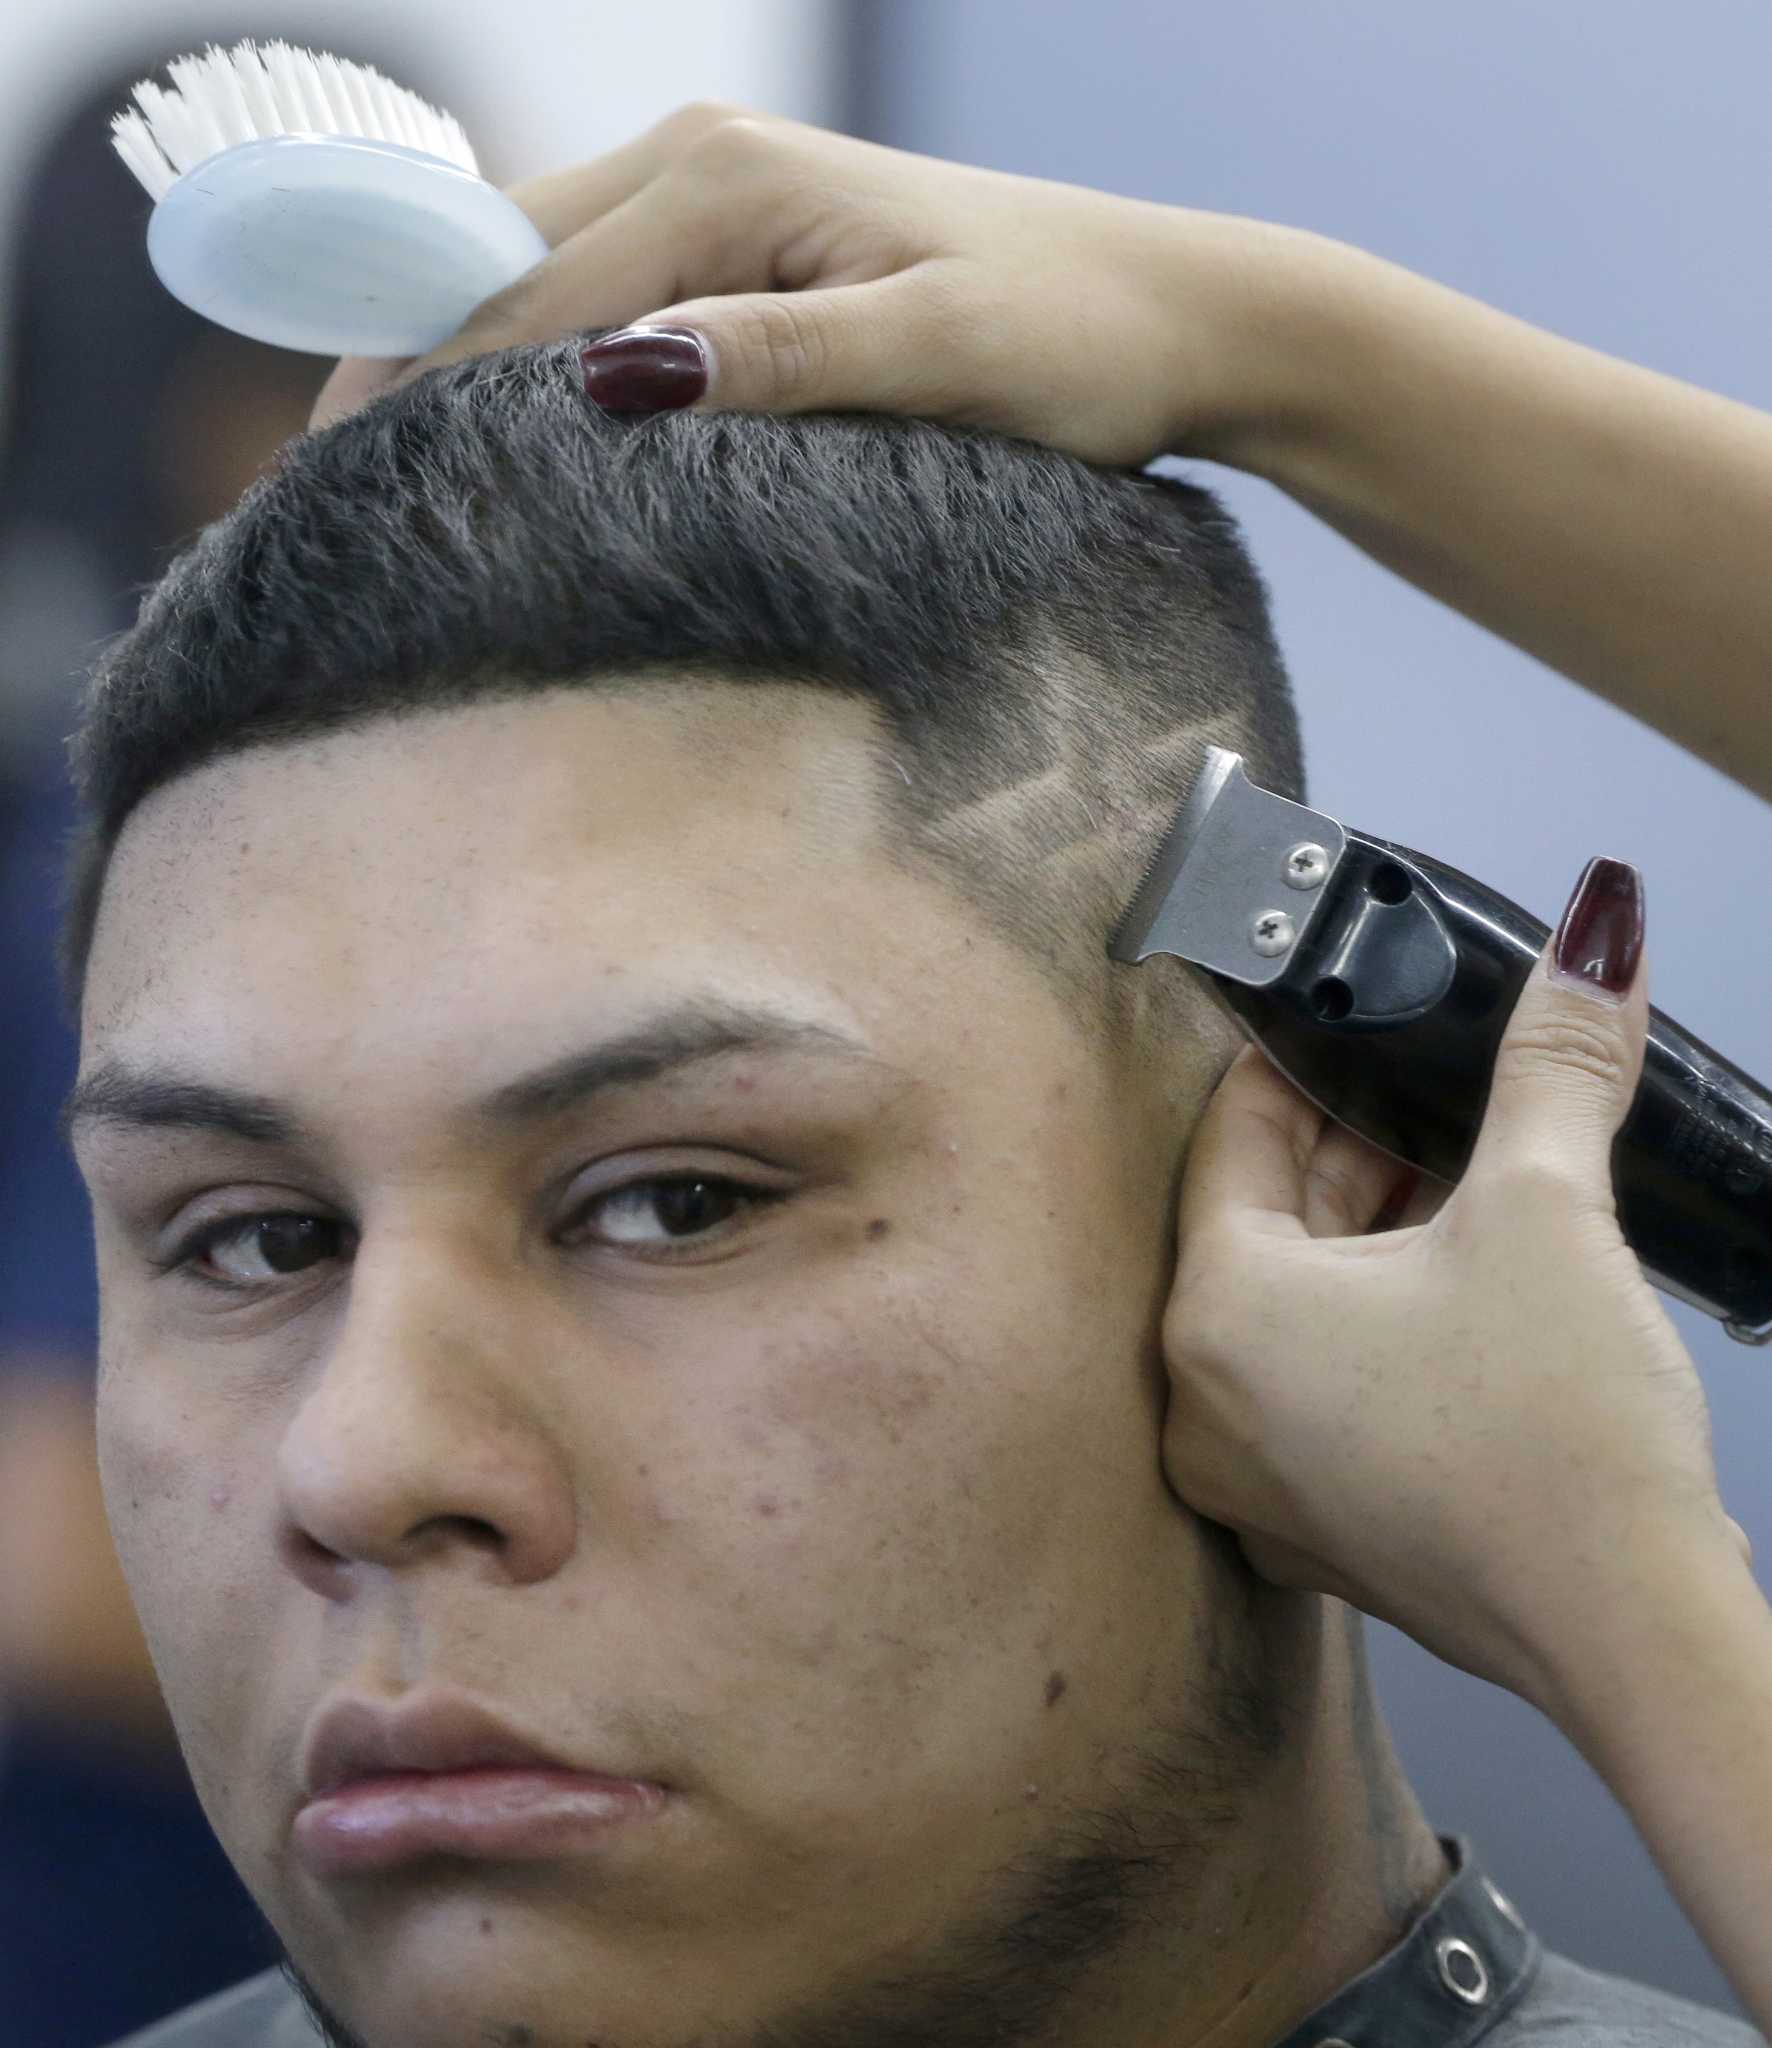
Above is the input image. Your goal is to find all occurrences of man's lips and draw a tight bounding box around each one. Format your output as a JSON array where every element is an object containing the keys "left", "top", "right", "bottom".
[
  {"left": 294, "top": 1694, "right": 667, "bottom": 1875},
  {"left": 293, "top": 1767, "right": 666, "bottom": 1875}
]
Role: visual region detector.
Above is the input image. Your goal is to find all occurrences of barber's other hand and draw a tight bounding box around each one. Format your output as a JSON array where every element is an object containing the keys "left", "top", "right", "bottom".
[
  {"left": 1159, "top": 857, "right": 1752, "bottom": 1720},
  {"left": 309, "top": 103, "right": 1334, "bottom": 469}
]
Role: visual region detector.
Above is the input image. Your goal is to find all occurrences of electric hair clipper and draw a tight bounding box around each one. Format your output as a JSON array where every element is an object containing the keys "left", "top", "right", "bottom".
[{"left": 1111, "top": 746, "right": 1772, "bottom": 1346}]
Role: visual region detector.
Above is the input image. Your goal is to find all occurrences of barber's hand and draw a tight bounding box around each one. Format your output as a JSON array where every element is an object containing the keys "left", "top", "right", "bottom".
[
  {"left": 1159, "top": 858, "right": 1753, "bottom": 1720},
  {"left": 309, "top": 103, "right": 1334, "bottom": 468}
]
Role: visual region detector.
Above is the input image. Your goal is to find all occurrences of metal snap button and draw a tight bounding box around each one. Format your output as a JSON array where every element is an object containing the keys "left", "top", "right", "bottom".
[
  {"left": 1314, "top": 2037, "right": 1359, "bottom": 2048},
  {"left": 1436, "top": 1936, "right": 1490, "bottom": 2004},
  {"left": 1482, "top": 1877, "right": 1525, "bottom": 1930}
]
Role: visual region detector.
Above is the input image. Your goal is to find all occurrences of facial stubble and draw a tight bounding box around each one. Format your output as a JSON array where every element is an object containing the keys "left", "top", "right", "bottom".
[{"left": 280, "top": 1580, "right": 1298, "bottom": 2048}]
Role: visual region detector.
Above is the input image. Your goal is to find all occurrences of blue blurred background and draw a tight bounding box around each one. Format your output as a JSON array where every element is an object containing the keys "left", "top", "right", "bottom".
[{"left": 0, "top": 1, "right": 1766, "bottom": 2038}]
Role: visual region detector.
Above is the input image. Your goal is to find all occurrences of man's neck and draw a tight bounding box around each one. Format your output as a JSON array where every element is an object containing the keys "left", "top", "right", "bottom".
[{"left": 1168, "top": 1603, "right": 1451, "bottom": 2048}]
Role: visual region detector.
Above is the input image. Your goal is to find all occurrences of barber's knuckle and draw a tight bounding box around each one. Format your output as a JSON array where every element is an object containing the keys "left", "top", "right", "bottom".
[
  {"left": 1303, "top": 1157, "right": 1362, "bottom": 1225},
  {"left": 653, "top": 99, "right": 757, "bottom": 148},
  {"left": 1178, "top": 1302, "right": 1237, "bottom": 1373},
  {"left": 1171, "top": 1244, "right": 1246, "bottom": 1348},
  {"left": 894, "top": 263, "right": 972, "bottom": 354},
  {"left": 1480, "top": 1149, "right": 1592, "bottom": 1223},
  {"left": 463, "top": 269, "right": 544, "bottom": 338},
  {"left": 682, "top": 113, "right": 787, "bottom": 183},
  {"left": 1492, "top": 1012, "right": 1626, "bottom": 1092},
  {"left": 730, "top": 295, "right": 831, "bottom": 400}
]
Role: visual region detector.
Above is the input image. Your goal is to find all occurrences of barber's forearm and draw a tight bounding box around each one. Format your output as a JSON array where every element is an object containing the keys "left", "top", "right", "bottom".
[
  {"left": 1527, "top": 1529, "right": 1772, "bottom": 2033},
  {"left": 1217, "top": 234, "right": 1772, "bottom": 806}
]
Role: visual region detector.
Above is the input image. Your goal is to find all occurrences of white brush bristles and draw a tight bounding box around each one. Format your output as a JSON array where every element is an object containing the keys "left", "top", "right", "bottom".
[{"left": 111, "top": 39, "right": 478, "bottom": 201}]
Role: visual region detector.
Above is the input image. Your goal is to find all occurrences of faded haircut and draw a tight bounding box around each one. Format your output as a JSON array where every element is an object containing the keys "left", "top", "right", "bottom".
[{"left": 53, "top": 336, "right": 1305, "bottom": 1036}]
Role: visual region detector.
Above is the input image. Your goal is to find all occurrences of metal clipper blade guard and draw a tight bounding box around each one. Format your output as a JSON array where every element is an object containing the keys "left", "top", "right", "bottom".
[{"left": 1111, "top": 747, "right": 1772, "bottom": 1345}]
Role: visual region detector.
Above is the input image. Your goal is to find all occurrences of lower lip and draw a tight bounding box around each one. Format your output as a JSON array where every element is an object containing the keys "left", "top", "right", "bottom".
[{"left": 292, "top": 1768, "right": 666, "bottom": 1875}]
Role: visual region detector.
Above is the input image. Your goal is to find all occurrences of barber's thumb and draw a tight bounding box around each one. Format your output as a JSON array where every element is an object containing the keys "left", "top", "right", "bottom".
[
  {"left": 1460, "top": 856, "right": 1649, "bottom": 1204},
  {"left": 580, "top": 276, "right": 940, "bottom": 421}
]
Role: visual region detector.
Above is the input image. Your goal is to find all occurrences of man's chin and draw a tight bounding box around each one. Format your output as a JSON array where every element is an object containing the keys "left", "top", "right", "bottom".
[
  {"left": 270, "top": 1866, "right": 705, "bottom": 2047},
  {"left": 282, "top": 1951, "right": 612, "bottom": 2048},
  {"left": 281, "top": 1957, "right": 369, "bottom": 2048},
  {"left": 277, "top": 1924, "right": 631, "bottom": 2048}
]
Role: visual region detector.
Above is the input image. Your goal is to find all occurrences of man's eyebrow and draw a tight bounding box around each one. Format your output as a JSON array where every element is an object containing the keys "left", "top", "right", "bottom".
[{"left": 59, "top": 1002, "right": 878, "bottom": 1153}]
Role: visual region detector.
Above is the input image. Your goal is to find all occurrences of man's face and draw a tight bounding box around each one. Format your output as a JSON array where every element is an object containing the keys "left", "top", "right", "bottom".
[{"left": 74, "top": 685, "right": 1264, "bottom": 2048}]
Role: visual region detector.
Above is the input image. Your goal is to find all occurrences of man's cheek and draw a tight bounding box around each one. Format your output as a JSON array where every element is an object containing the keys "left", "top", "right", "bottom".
[
  {"left": 726, "top": 1298, "right": 1044, "bottom": 1637},
  {"left": 96, "top": 1364, "right": 256, "bottom": 1699},
  {"left": 96, "top": 1359, "right": 195, "bottom": 1572}
]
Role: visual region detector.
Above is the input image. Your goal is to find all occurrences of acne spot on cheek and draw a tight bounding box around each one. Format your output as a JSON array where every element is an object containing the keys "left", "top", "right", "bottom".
[
  {"left": 209, "top": 1483, "right": 231, "bottom": 1512},
  {"left": 479, "top": 1916, "right": 494, "bottom": 1935},
  {"left": 865, "top": 1217, "right": 891, "bottom": 1241},
  {"left": 733, "top": 1073, "right": 756, "bottom": 1093},
  {"left": 753, "top": 1496, "right": 782, "bottom": 1519},
  {"left": 1044, "top": 1669, "right": 1068, "bottom": 1709}
]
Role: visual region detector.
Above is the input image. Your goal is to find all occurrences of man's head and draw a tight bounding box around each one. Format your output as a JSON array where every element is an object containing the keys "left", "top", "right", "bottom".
[{"left": 59, "top": 343, "right": 1353, "bottom": 2048}]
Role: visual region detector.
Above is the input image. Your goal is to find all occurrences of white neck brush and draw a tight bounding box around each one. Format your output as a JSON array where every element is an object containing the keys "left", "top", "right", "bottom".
[{"left": 111, "top": 39, "right": 548, "bottom": 357}]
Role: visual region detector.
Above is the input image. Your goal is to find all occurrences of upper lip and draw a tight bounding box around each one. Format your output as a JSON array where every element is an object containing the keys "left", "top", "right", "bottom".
[{"left": 299, "top": 1694, "right": 637, "bottom": 1803}]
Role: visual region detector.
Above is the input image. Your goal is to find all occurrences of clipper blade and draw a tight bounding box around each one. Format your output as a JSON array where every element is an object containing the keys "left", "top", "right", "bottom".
[
  {"left": 1108, "top": 748, "right": 1346, "bottom": 986},
  {"left": 1109, "top": 745, "right": 1243, "bottom": 963}
]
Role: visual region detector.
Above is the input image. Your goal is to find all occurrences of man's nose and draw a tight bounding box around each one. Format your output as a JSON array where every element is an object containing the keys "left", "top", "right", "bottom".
[{"left": 275, "top": 1223, "right": 578, "bottom": 1594}]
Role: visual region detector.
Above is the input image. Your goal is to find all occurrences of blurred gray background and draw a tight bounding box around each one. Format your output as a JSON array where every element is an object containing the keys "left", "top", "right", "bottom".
[{"left": 844, "top": 0, "right": 1772, "bottom": 2016}]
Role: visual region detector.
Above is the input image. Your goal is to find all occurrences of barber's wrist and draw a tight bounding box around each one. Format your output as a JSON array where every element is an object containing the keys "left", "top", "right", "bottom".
[
  {"left": 1509, "top": 1519, "right": 1767, "bottom": 1749},
  {"left": 1161, "top": 218, "right": 1382, "bottom": 480}
]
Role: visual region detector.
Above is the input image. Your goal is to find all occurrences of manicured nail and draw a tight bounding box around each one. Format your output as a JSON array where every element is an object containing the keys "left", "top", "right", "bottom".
[
  {"left": 1550, "top": 856, "right": 1644, "bottom": 1002},
  {"left": 580, "top": 326, "right": 708, "bottom": 413}
]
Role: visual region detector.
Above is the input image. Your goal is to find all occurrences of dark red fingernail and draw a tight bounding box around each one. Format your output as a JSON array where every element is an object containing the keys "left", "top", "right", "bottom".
[
  {"left": 1551, "top": 856, "right": 1644, "bottom": 1001},
  {"left": 580, "top": 326, "right": 708, "bottom": 412}
]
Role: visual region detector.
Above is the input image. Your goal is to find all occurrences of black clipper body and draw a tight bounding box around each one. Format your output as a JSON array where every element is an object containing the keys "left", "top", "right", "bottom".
[{"left": 1112, "top": 747, "right": 1772, "bottom": 1346}]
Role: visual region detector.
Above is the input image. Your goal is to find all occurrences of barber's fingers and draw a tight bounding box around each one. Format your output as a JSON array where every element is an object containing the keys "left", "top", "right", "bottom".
[
  {"left": 309, "top": 353, "right": 417, "bottom": 431},
  {"left": 307, "top": 181, "right": 683, "bottom": 430},
  {"left": 382, "top": 152, "right": 802, "bottom": 390},
  {"left": 1168, "top": 1042, "right": 1450, "bottom": 1254},
  {"left": 495, "top": 99, "right": 780, "bottom": 246},
  {"left": 309, "top": 101, "right": 789, "bottom": 429},
  {"left": 1174, "top": 1046, "right": 1390, "bottom": 1251},
  {"left": 597, "top": 266, "right": 1016, "bottom": 424},
  {"left": 400, "top": 119, "right": 919, "bottom": 384},
  {"left": 304, "top": 104, "right": 1195, "bottom": 459}
]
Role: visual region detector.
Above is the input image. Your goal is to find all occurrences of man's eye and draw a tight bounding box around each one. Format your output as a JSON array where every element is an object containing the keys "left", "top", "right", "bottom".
[
  {"left": 590, "top": 1177, "right": 772, "bottom": 1247},
  {"left": 163, "top": 1177, "right": 782, "bottom": 1293},
  {"left": 172, "top": 1212, "right": 345, "bottom": 1290}
]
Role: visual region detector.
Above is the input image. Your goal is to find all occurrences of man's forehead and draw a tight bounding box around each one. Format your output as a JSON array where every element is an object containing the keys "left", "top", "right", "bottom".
[
  {"left": 109, "top": 678, "right": 894, "bottom": 856},
  {"left": 83, "top": 682, "right": 898, "bottom": 1027}
]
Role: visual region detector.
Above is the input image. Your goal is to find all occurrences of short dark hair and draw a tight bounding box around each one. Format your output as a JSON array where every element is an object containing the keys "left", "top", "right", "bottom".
[{"left": 55, "top": 337, "right": 1304, "bottom": 1030}]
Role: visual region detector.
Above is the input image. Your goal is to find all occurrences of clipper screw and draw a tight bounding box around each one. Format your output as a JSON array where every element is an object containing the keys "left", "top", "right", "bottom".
[
  {"left": 1251, "top": 910, "right": 1296, "bottom": 956},
  {"left": 1284, "top": 842, "right": 1329, "bottom": 889}
]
